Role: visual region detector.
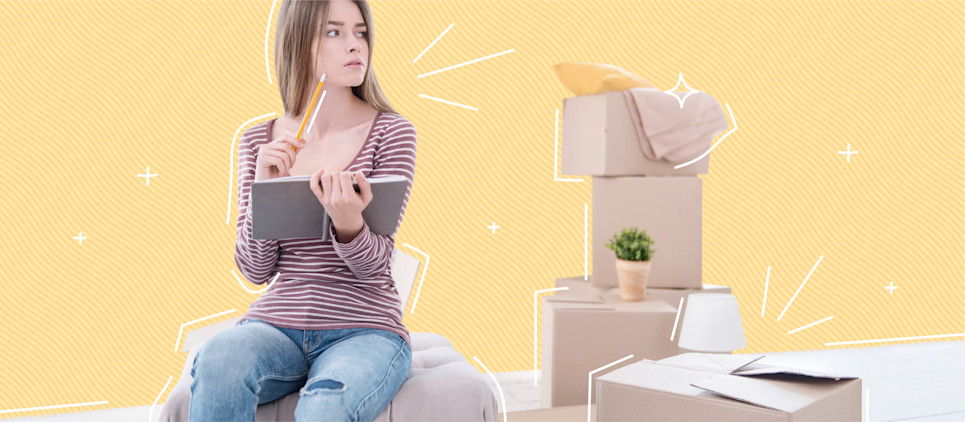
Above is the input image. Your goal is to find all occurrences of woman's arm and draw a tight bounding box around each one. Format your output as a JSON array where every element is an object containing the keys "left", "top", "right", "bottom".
[
  {"left": 235, "top": 132, "right": 281, "bottom": 285},
  {"left": 330, "top": 118, "right": 417, "bottom": 281}
]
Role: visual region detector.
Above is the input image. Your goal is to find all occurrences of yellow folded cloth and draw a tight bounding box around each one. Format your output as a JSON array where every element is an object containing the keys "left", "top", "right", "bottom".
[{"left": 552, "top": 62, "right": 654, "bottom": 96}]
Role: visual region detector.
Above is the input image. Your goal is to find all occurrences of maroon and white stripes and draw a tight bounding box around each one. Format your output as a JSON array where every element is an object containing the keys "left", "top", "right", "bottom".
[{"left": 234, "top": 112, "right": 416, "bottom": 347}]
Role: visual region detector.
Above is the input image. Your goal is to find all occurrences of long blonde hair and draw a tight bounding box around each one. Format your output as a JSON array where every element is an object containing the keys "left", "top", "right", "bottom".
[{"left": 275, "top": 0, "right": 396, "bottom": 116}]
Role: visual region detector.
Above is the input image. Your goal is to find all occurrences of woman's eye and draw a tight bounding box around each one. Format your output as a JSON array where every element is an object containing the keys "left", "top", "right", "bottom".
[{"left": 326, "top": 30, "right": 366, "bottom": 38}]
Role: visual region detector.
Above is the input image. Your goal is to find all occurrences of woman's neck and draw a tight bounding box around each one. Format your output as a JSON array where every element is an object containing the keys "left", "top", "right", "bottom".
[{"left": 289, "top": 85, "right": 371, "bottom": 140}]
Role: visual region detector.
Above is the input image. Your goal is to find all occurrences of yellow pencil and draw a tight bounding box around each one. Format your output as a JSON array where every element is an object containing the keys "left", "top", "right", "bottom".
[{"left": 293, "top": 73, "right": 326, "bottom": 151}]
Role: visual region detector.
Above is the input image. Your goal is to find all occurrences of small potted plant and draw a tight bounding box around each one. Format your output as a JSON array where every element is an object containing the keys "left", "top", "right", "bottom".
[{"left": 604, "top": 227, "right": 656, "bottom": 301}]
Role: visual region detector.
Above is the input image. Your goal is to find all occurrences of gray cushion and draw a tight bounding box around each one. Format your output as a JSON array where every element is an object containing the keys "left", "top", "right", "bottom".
[{"left": 160, "top": 331, "right": 497, "bottom": 421}]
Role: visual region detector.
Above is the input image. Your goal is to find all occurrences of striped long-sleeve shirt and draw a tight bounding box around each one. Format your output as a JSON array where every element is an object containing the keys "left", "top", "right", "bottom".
[{"left": 235, "top": 111, "right": 416, "bottom": 347}]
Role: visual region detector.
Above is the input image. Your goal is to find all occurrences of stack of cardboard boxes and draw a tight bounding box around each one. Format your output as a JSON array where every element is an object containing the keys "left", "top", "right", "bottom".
[
  {"left": 540, "top": 89, "right": 862, "bottom": 420},
  {"left": 564, "top": 89, "right": 709, "bottom": 291},
  {"left": 539, "top": 90, "right": 732, "bottom": 407}
]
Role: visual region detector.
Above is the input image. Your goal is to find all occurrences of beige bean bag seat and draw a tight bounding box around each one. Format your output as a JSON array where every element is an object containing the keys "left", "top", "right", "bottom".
[{"left": 160, "top": 250, "right": 498, "bottom": 421}]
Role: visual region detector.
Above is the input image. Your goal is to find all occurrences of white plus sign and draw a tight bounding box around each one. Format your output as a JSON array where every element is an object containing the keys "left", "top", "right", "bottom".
[
  {"left": 487, "top": 221, "right": 500, "bottom": 234},
  {"left": 837, "top": 144, "right": 859, "bottom": 163},
  {"left": 73, "top": 232, "right": 87, "bottom": 245},
  {"left": 884, "top": 282, "right": 898, "bottom": 294},
  {"left": 137, "top": 166, "right": 159, "bottom": 186}
]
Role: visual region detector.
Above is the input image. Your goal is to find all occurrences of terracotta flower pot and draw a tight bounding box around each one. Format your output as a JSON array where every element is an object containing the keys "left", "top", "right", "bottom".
[{"left": 614, "top": 259, "right": 652, "bottom": 301}]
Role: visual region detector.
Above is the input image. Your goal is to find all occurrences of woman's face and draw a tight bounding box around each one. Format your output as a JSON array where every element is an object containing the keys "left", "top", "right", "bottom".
[{"left": 311, "top": 0, "right": 368, "bottom": 87}]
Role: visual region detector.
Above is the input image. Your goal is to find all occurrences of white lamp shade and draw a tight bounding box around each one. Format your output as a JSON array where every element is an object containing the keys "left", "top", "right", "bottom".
[{"left": 677, "top": 293, "right": 747, "bottom": 352}]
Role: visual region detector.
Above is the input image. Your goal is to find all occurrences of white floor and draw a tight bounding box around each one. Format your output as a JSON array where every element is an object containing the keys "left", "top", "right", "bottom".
[
  {"left": 1, "top": 370, "right": 541, "bottom": 421},
  {"left": 6, "top": 340, "right": 965, "bottom": 422}
]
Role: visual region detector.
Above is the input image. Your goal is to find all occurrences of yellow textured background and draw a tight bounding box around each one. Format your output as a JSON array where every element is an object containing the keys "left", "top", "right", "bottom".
[{"left": 0, "top": 0, "right": 962, "bottom": 417}]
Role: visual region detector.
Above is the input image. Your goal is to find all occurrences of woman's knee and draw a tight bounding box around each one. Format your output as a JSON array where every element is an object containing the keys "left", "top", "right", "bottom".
[
  {"left": 298, "top": 342, "right": 410, "bottom": 421},
  {"left": 294, "top": 378, "right": 354, "bottom": 422},
  {"left": 191, "top": 329, "right": 260, "bottom": 381}
]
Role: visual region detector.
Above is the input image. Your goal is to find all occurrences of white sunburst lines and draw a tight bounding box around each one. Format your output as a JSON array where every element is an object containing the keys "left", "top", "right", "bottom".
[
  {"left": 417, "top": 48, "right": 515, "bottom": 79},
  {"left": 306, "top": 87, "right": 328, "bottom": 134},
  {"left": 232, "top": 270, "right": 281, "bottom": 294},
  {"left": 825, "top": 333, "right": 965, "bottom": 347},
  {"left": 402, "top": 243, "right": 431, "bottom": 314},
  {"left": 761, "top": 266, "right": 771, "bottom": 317},
  {"left": 674, "top": 102, "right": 737, "bottom": 170},
  {"left": 264, "top": 0, "right": 278, "bottom": 84},
  {"left": 472, "top": 356, "right": 508, "bottom": 422},
  {"left": 226, "top": 113, "right": 277, "bottom": 225},
  {"left": 765, "top": 256, "right": 964, "bottom": 345},
  {"left": 588, "top": 355, "right": 635, "bottom": 422},
  {"left": 414, "top": 22, "right": 514, "bottom": 111},
  {"left": 173, "top": 309, "right": 237, "bottom": 352},
  {"left": 0, "top": 400, "right": 109, "bottom": 417},
  {"left": 157, "top": 310, "right": 241, "bottom": 420},
  {"left": 788, "top": 315, "right": 834, "bottom": 335},
  {"left": 150, "top": 376, "right": 174, "bottom": 422},
  {"left": 665, "top": 73, "right": 738, "bottom": 170},
  {"left": 417, "top": 94, "right": 478, "bottom": 111},
  {"left": 670, "top": 297, "right": 685, "bottom": 341},
  {"left": 777, "top": 255, "right": 825, "bottom": 322},
  {"left": 412, "top": 22, "right": 453, "bottom": 64},
  {"left": 533, "top": 287, "right": 570, "bottom": 386},
  {"left": 762, "top": 255, "right": 837, "bottom": 336}
]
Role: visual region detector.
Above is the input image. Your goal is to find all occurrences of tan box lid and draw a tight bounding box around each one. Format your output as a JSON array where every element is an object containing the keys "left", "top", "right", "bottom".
[
  {"left": 599, "top": 353, "right": 860, "bottom": 414},
  {"left": 545, "top": 293, "right": 605, "bottom": 304},
  {"left": 596, "top": 359, "right": 744, "bottom": 402},
  {"left": 657, "top": 353, "right": 857, "bottom": 379},
  {"left": 691, "top": 357, "right": 859, "bottom": 413},
  {"left": 657, "top": 353, "right": 765, "bottom": 373},
  {"left": 545, "top": 290, "right": 675, "bottom": 313},
  {"left": 691, "top": 372, "right": 857, "bottom": 413}
]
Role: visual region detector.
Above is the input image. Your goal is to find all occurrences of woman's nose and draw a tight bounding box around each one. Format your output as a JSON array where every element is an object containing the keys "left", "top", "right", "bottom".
[{"left": 347, "top": 36, "right": 360, "bottom": 52}]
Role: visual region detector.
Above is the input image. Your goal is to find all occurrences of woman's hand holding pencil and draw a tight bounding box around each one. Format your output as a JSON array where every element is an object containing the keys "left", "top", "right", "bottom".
[
  {"left": 255, "top": 74, "right": 326, "bottom": 181},
  {"left": 254, "top": 135, "right": 306, "bottom": 181}
]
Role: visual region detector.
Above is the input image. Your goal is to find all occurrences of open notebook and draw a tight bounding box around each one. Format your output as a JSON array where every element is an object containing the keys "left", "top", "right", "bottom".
[{"left": 250, "top": 174, "right": 410, "bottom": 240}]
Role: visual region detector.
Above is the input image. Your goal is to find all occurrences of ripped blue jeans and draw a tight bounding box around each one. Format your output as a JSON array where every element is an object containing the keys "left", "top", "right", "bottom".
[{"left": 189, "top": 318, "right": 412, "bottom": 422}]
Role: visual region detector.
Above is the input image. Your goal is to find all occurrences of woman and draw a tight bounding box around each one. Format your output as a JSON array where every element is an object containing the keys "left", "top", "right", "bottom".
[{"left": 190, "top": 1, "right": 416, "bottom": 421}]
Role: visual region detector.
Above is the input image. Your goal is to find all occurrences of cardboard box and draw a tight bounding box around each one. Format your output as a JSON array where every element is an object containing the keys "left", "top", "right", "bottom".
[
  {"left": 540, "top": 286, "right": 678, "bottom": 407},
  {"left": 593, "top": 176, "right": 702, "bottom": 289},
  {"left": 596, "top": 353, "right": 862, "bottom": 421},
  {"left": 561, "top": 90, "right": 710, "bottom": 176},
  {"left": 555, "top": 276, "right": 730, "bottom": 304},
  {"left": 556, "top": 277, "right": 733, "bottom": 353},
  {"left": 554, "top": 275, "right": 604, "bottom": 295},
  {"left": 645, "top": 284, "right": 732, "bottom": 305}
]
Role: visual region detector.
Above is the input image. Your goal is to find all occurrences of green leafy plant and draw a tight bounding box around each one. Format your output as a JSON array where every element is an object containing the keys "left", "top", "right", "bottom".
[{"left": 605, "top": 227, "right": 656, "bottom": 261}]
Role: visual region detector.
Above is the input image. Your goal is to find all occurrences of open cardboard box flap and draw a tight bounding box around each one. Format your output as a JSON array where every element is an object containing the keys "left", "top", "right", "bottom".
[
  {"left": 653, "top": 353, "right": 859, "bottom": 413},
  {"left": 657, "top": 352, "right": 765, "bottom": 373},
  {"left": 690, "top": 372, "right": 856, "bottom": 413},
  {"left": 734, "top": 363, "right": 858, "bottom": 380}
]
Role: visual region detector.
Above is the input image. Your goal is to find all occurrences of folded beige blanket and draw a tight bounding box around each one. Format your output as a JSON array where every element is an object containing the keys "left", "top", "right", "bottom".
[{"left": 623, "top": 88, "right": 728, "bottom": 164}]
